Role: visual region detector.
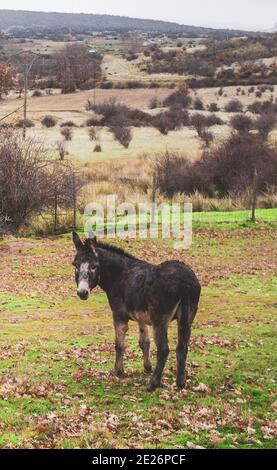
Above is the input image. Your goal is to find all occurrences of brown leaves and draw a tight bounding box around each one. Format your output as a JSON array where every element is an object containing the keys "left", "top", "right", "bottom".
[
  {"left": 0, "top": 341, "right": 29, "bottom": 360},
  {"left": 192, "top": 383, "right": 210, "bottom": 393},
  {"left": 261, "top": 420, "right": 277, "bottom": 439},
  {"left": 0, "top": 374, "right": 65, "bottom": 399}
]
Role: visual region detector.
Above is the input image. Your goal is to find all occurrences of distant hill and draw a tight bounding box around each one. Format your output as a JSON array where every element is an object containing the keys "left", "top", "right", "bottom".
[{"left": 0, "top": 9, "right": 260, "bottom": 37}]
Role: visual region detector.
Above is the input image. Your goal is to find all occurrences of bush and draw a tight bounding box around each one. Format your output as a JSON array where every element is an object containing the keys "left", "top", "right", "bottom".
[
  {"left": 155, "top": 134, "right": 277, "bottom": 197},
  {"left": 93, "top": 144, "right": 102, "bottom": 152},
  {"left": 163, "top": 91, "right": 192, "bottom": 109},
  {"left": 61, "top": 80, "right": 76, "bottom": 94},
  {"left": 88, "top": 127, "right": 97, "bottom": 141},
  {"left": 248, "top": 100, "right": 277, "bottom": 114},
  {"left": 15, "top": 119, "right": 34, "bottom": 128},
  {"left": 110, "top": 126, "right": 132, "bottom": 148},
  {"left": 126, "top": 81, "right": 143, "bottom": 88},
  {"left": 153, "top": 108, "right": 189, "bottom": 135},
  {"left": 230, "top": 114, "right": 253, "bottom": 133},
  {"left": 32, "top": 90, "right": 42, "bottom": 97},
  {"left": 190, "top": 114, "right": 223, "bottom": 136},
  {"left": 60, "top": 127, "right": 73, "bottom": 141},
  {"left": 86, "top": 117, "right": 100, "bottom": 127},
  {"left": 190, "top": 114, "right": 207, "bottom": 136},
  {"left": 255, "top": 113, "right": 276, "bottom": 140},
  {"left": 42, "top": 115, "right": 57, "bottom": 128},
  {"left": 201, "top": 130, "right": 214, "bottom": 148},
  {"left": 155, "top": 152, "right": 193, "bottom": 197},
  {"left": 86, "top": 99, "right": 152, "bottom": 127},
  {"left": 208, "top": 102, "right": 220, "bottom": 112},
  {"left": 194, "top": 133, "right": 277, "bottom": 196},
  {"left": 205, "top": 114, "right": 224, "bottom": 126},
  {"left": 149, "top": 82, "right": 160, "bottom": 89},
  {"left": 224, "top": 100, "right": 243, "bottom": 113},
  {"left": 193, "top": 98, "right": 204, "bottom": 110},
  {"left": 60, "top": 121, "right": 76, "bottom": 127},
  {"left": 100, "top": 81, "right": 114, "bottom": 89},
  {"left": 0, "top": 130, "right": 56, "bottom": 230}
]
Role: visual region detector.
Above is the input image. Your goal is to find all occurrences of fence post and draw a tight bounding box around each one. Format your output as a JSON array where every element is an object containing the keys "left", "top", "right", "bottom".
[
  {"left": 72, "top": 169, "right": 77, "bottom": 230},
  {"left": 251, "top": 168, "right": 258, "bottom": 223},
  {"left": 54, "top": 189, "right": 58, "bottom": 234},
  {"left": 151, "top": 171, "right": 157, "bottom": 224}
]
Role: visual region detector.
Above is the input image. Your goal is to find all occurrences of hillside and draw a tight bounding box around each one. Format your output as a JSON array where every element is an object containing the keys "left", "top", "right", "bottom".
[{"left": 0, "top": 9, "right": 259, "bottom": 36}]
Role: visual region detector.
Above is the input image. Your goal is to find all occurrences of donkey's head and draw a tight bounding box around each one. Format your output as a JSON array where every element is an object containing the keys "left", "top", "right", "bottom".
[{"left": 72, "top": 232, "right": 100, "bottom": 301}]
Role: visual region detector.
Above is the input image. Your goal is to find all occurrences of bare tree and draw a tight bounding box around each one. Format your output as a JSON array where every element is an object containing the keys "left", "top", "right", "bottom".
[{"left": 0, "top": 129, "right": 84, "bottom": 231}]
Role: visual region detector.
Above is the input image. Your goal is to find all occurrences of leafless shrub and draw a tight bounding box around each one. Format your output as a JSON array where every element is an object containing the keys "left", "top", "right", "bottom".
[
  {"left": 0, "top": 129, "right": 85, "bottom": 231},
  {"left": 224, "top": 99, "right": 243, "bottom": 112},
  {"left": 230, "top": 114, "right": 253, "bottom": 133},
  {"left": 155, "top": 152, "right": 193, "bottom": 197},
  {"left": 152, "top": 108, "right": 189, "bottom": 135},
  {"left": 193, "top": 98, "right": 204, "bottom": 110},
  {"left": 0, "top": 130, "right": 54, "bottom": 230},
  {"left": 60, "top": 121, "right": 76, "bottom": 127},
  {"left": 255, "top": 113, "right": 277, "bottom": 140},
  {"left": 208, "top": 102, "right": 220, "bottom": 112},
  {"left": 60, "top": 127, "right": 73, "bottom": 141},
  {"left": 163, "top": 90, "right": 192, "bottom": 109},
  {"left": 93, "top": 144, "right": 102, "bottom": 152},
  {"left": 155, "top": 134, "right": 277, "bottom": 197},
  {"left": 15, "top": 119, "right": 34, "bottom": 128},
  {"left": 88, "top": 127, "right": 98, "bottom": 141},
  {"left": 42, "top": 115, "right": 57, "bottom": 128},
  {"left": 110, "top": 126, "right": 133, "bottom": 148},
  {"left": 200, "top": 130, "right": 214, "bottom": 148}
]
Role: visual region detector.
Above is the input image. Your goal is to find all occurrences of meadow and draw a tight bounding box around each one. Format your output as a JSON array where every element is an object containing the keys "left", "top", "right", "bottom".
[
  {"left": 0, "top": 222, "right": 276, "bottom": 449},
  {"left": 0, "top": 33, "right": 276, "bottom": 450}
]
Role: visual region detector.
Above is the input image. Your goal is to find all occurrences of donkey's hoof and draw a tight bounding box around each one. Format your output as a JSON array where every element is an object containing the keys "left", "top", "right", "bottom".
[
  {"left": 110, "top": 369, "right": 125, "bottom": 378},
  {"left": 146, "top": 382, "right": 160, "bottom": 391},
  {"left": 144, "top": 364, "right": 153, "bottom": 374},
  {"left": 176, "top": 379, "right": 186, "bottom": 390}
]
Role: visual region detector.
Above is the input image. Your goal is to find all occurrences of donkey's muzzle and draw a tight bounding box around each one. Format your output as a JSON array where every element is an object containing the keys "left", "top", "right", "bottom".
[{"left": 77, "top": 289, "right": 89, "bottom": 301}]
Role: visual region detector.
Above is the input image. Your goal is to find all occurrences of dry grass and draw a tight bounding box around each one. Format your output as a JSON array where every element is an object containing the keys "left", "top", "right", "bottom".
[
  {"left": 102, "top": 53, "right": 187, "bottom": 84},
  {"left": 1, "top": 83, "right": 276, "bottom": 164}
]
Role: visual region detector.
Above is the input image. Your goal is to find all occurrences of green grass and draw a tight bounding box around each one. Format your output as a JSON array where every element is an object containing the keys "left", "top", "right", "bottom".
[
  {"left": 79, "top": 207, "right": 277, "bottom": 235},
  {"left": 0, "top": 229, "right": 276, "bottom": 448}
]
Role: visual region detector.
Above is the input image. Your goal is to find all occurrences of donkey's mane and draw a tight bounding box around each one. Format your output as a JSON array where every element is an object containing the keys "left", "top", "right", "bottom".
[{"left": 85, "top": 239, "right": 138, "bottom": 260}]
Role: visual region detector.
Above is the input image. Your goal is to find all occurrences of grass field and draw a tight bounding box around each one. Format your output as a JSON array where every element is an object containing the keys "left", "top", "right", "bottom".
[
  {"left": 0, "top": 224, "right": 276, "bottom": 449},
  {"left": 82, "top": 208, "right": 277, "bottom": 234},
  {"left": 1, "top": 82, "right": 276, "bottom": 163}
]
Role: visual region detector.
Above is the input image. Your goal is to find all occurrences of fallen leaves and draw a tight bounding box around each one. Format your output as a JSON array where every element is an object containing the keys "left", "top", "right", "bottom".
[
  {"left": 192, "top": 383, "right": 210, "bottom": 393},
  {"left": 0, "top": 374, "right": 65, "bottom": 399}
]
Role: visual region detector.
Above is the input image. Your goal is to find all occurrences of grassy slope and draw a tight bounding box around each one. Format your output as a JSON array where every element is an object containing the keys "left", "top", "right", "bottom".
[{"left": 0, "top": 226, "right": 276, "bottom": 449}]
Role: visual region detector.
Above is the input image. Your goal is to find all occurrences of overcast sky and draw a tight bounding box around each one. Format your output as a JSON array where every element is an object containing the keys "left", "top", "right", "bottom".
[{"left": 1, "top": 0, "right": 276, "bottom": 31}]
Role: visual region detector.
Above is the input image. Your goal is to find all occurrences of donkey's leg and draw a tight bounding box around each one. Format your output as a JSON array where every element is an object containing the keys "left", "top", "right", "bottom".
[
  {"left": 113, "top": 321, "right": 128, "bottom": 377},
  {"left": 147, "top": 323, "right": 169, "bottom": 391},
  {"left": 176, "top": 302, "right": 198, "bottom": 389},
  {"left": 138, "top": 324, "right": 152, "bottom": 373},
  {"left": 176, "top": 318, "right": 191, "bottom": 389}
]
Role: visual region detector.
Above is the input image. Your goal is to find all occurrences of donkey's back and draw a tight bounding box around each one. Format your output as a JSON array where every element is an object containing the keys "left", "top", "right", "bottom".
[{"left": 124, "top": 259, "right": 201, "bottom": 323}]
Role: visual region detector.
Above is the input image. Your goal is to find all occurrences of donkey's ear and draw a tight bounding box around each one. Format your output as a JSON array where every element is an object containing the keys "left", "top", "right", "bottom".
[
  {"left": 72, "top": 231, "right": 83, "bottom": 252},
  {"left": 86, "top": 232, "right": 97, "bottom": 253}
]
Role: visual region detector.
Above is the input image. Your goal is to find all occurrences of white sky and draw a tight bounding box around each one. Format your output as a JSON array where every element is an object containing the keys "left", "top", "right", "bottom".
[{"left": 0, "top": 0, "right": 276, "bottom": 31}]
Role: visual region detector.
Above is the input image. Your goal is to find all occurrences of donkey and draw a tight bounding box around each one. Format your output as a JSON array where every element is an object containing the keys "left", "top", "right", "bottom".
[{"left": 72, "top": 232, "right": 201, "bottom": 390}]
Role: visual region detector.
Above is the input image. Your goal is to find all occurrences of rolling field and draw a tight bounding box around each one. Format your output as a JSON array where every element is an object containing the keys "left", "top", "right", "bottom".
[
  {"left": 0, "top": 225, "right": 276, "bottom": 448},
  {"left": 1, "top": 81, "right": 276, "bottom": 163}
]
